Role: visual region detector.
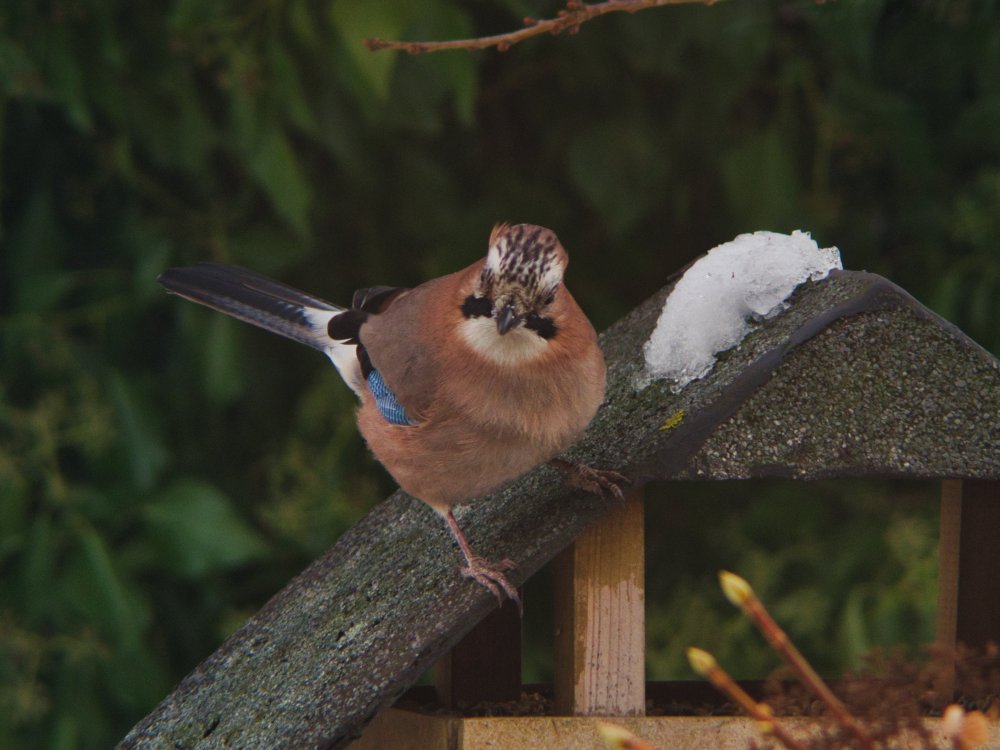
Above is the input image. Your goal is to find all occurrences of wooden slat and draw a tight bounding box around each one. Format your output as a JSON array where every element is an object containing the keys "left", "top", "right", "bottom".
[
  {"left": 553, "top": 493, "right": 645, "bottom": 716},
  {"left": 353, "top": 709, "right": 1000, "bottom": 750},
  {"left": 936, "top": 479, "right": 962, "bottom": 646},
  {"left": 934, "top": 479, "right": 963, "bottom": 699},
  {"left": 349, "top": 707, "right": 451, "bottom": 750},
  {"left": 956, "top": 480, "right": 1000, "bottom": 649},
  {"left": 436, "top": 597, "right": 522, "bottom": 708}
]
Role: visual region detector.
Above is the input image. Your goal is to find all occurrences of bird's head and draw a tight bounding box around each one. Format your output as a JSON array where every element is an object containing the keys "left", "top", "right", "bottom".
[{"left": 462, "top": 223, "right": 566, "bottom": 339}]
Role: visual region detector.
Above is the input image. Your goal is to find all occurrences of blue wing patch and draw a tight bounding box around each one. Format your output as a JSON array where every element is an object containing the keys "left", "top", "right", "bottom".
[{"left": 367, "top": 369, "right": 418, "bottom": 426}]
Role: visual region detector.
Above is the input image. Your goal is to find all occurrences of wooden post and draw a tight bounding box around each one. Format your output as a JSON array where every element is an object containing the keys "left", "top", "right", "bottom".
[
  {"left": 936, "top": 480, "right": 962, "bottom": 649},
  {"left": 935, "top": 479, "right": 962, "bottom": 699},
  {"left": 553, "top": 492, "right": 645, "bottom": 716},
  {"left": 955, "top": 480, "right": 1000, "bottom": 650},
  {"left": 435, "top": 597, "right": 522, "bottom": 708}
]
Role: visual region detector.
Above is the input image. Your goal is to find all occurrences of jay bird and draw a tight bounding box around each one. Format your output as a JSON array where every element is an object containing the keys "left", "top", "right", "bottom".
[{"left": 158, "top": 223, "right": 625, "bottom": 608}]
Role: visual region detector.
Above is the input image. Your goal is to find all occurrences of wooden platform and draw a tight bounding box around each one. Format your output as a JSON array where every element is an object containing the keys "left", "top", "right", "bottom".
[
  {"left": 353, "top": 480, "right": 1000, "bottom": 749},
  {"left": 356, "top": 711, "right": 787, "bottom": 750},
  {"left": 354, "top": 706, "right": 1000, "bottom": 749}
]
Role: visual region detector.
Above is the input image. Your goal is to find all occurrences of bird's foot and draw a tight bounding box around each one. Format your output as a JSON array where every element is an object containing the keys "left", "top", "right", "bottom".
[
  {"left": 459, "top": 555, "right": 521, "bottom": 611},
  {"left": 551, "top": 458, "right": 630, "bottom": 505}
]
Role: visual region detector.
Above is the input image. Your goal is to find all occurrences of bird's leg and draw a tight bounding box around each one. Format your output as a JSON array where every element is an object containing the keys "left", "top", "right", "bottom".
[
  {"left": 550, "top": 457, "right": 629, "bottom": 505},
  {"left": 444, "top": 510, "right": 521, "bottom": 612}
]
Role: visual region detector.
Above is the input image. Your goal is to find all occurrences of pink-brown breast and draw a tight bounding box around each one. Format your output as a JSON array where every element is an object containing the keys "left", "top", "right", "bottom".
[{"left": 356, "top": 263, "right": 606, "bottom": 510}]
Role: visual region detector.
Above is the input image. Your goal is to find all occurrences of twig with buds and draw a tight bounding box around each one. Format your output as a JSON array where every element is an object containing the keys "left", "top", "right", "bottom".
[
  {"left": 686, "top": 647, "right": 807, "bottom": 750},
  {"left": 366, "top": 0, "right": 718, "bottom": 55},
  {"left": 942, "top": 704, "right": 989, "bottom": 750},
  {"left": 717, "top": 571, "right": 875, "bottom": 749},
  {"left": 596, "top": 721, "right": 662, "bottom": 750}
]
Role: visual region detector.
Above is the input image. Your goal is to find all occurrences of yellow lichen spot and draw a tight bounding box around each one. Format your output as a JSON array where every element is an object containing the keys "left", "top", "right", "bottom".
[{"left": 659, "top": 409, "right": 686, "bottom": 431}]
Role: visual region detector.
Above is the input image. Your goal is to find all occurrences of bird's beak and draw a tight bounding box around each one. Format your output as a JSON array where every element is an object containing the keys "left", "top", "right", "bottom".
[{"left": 496, "top": 304, "right": 519, "bottom": 335}]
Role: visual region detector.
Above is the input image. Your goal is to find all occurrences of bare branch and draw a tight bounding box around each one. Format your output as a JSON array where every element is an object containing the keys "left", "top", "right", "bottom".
[{"left": 365, "top": 0, "right": 719, "bottom": 55}]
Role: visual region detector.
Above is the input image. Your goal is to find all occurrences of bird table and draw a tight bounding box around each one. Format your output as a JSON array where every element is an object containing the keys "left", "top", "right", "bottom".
[
  {"left": 353, "top": 483, "right": 1000, "bottom": 750},
  {"left": 120, "top": 271, "right": 1000, "bottom": 750}
]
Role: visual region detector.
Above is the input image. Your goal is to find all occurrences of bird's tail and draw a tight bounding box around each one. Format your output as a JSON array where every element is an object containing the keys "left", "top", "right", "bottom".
[{"left": 158, "top": 263, "right": 365, "bottom": 396}]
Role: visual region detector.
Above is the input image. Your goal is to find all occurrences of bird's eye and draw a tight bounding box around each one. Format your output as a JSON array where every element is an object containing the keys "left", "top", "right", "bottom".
[
  {"left": 461, "top": 294, "right": 493, "bottom": 319},
  {"left": 525, "top": 313, "right": 557, "bottom": 339}
]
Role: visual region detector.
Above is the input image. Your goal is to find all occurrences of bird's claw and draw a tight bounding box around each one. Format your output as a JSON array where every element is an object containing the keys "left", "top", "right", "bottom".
[
  {"left": 459, "top": 555, "right": 521, "bottom": 612},
  {"left": 556, "top": 460, "right": 630, "bottom": 505}
]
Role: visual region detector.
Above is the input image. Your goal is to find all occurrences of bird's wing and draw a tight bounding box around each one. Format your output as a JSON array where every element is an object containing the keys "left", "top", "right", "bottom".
[
  {"left": 158, "top": 262, "right": 367, "bottom": 397},
  {"left": 358, "top": 273, "right": 461, "bottom": 421},
  {"left": 351, "top": 286, "right": 408, "bottom": 313}
]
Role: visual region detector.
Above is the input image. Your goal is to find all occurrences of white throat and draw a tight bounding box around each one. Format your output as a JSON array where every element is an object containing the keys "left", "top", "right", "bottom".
[{"left": 458, "top": 316, "right": 548, "bottom": 366}]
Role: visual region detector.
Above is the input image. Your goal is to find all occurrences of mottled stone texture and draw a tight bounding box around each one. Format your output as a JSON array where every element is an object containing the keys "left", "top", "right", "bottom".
[{"left": 119, "top": 271, "right": 999, "bottom": 750}]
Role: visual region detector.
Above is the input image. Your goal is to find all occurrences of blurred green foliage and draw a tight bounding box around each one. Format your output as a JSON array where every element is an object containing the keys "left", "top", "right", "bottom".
[
  {"left": 1, "top": 0, "right": 998, "bottom": 747},
  {"left": 642, "top": 481, "right": 941, "bottom": 680}
]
